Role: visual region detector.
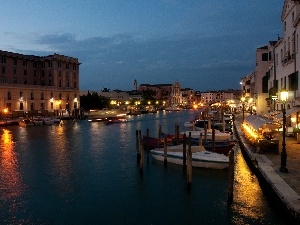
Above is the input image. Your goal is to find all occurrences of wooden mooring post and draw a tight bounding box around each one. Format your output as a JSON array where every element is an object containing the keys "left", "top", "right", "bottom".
[
  {"left": 187, "top": 132, "right": 192, "bottom": 189},
  {"left": 164, "top": 134, "right": 167, "bottom": 168},
  {"left": 139, "top": 130, "right": 144, "bottom": 175},
  {"left": 136, "top": 130, "right": 141, "bottom": 165},
  {"left": 175, "top": 123, "right": 179, "bottom": 145},
  {"left": 158, "top": 125, "right": 162, "bottom": 147},
  {"left": 146, "top": 128, "right": 150, "bottom": 160},
  {"left": 227, "top": 150, "right": 235, "bottom": 205},
  {"left": 183, "top": 133, "right": 187, "bottom": 168},
  {"left": 199, "top": 132, "right": 202, "bottom": 146}
]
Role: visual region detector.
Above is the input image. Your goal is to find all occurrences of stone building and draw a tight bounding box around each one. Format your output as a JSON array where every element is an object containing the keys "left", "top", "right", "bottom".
[{"left": 0, "top": 50, "right": 80, "bottom": 118}]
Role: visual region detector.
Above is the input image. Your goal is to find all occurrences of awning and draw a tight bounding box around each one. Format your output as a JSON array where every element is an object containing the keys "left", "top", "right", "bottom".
[
  {"left": 244, "top": 114, "right": 275, "bottom": 130},
  {"left": 276, "top": 106, "right": 300, "bottom": 119}
]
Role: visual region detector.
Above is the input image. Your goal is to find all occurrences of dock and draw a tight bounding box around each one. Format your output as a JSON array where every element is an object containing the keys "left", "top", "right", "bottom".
[{"left": 234, "top": 114, "right": 300, "bottom": 223}]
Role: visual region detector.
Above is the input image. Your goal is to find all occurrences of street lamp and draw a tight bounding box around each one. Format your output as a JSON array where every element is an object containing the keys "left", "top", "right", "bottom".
[
  {"left": 280, "top": 89, "right": 288, "bottom": 173},
  {"left": 241, "top": 97, "right": 245, "bottom": 122}
]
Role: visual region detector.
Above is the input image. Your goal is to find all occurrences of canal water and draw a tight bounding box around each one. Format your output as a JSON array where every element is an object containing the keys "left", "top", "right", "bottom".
[{"left": 0, "top": 110, "right": 288, "bottom": 225}]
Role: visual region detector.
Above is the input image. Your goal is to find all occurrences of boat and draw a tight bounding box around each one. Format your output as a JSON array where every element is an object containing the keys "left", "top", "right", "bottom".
[
  {"left": 31, "top": 117, "right": 44, "bottom": 125},
  {"left": 150, "top": 145, "right": 229, "bottom": 169},
  {"left": 165, "top": 105, "right": 183, "bottom": 111},
  {"left": 180, "top": 130, "right": 232, "bottom": 141},
  {"left": 106, "top": 116, "right": 127, "bottom": 124},
  {"left": 52, "top": 117, "right": 61, "bottom": 124},
  {"left": 43, "top": 117, "right": 54, "bottom": 125},
  {"left": 19, "top": 118, "right": 34, "bottom": 127},
  {"left": 184, "top": 121, "right": 194, "bottom": 128}
]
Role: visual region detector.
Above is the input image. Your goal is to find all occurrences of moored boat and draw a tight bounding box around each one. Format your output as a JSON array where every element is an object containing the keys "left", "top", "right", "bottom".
[{"left": 150, "top": 145, "right": 229, "bottom": 169}]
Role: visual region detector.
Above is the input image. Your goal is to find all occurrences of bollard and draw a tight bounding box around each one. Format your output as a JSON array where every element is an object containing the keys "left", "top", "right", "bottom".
[{"left": 227, "top": 150, "right": 235, "bottom": 205}]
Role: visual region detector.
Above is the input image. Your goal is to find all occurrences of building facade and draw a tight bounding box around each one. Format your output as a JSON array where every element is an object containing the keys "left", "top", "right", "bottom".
[{"left": 0, "top": 50, "right": 80, "bottom": 118}]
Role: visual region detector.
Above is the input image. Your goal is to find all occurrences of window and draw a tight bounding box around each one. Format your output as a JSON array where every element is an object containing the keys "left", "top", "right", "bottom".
[
  {"left": 33, "top": 63, "right": 37, "bottom": 68},
  {"left": 31, "top": 92, "right": 34, "bottom": 100},
  {"left": 23, "top": 61, "right": 27, "bottom": 67},
  {"left": 24, "top": 70, "right": 27, "bottom": 75},
  {"left": 14, "top": 68, "right": 16, "bottom": 74},
  {"left": 48, "top": 62, "right": 52, "bottom": 67},
  {"left": 2, "top": 77, "right": 5, "bottom": 83},
  {"left": 74, "top": 82, "right": 77, "bottom": 88},
  {"left": 30, "top": 103, "right": 34, "bottom": 111},
  {"left": 1, "top": 57, "right": 6, "bottom": 63},
  {"left": 41, "top": 71, "right": 45, "bottom": 77},
  {"left": 41, "top": 103, "right": 44, "bottom": 110},
  {"left": 34, "top": 71, "right": 37, "bottom": 77},
  {"left": 41, "top": 93, "right": 44, "bottom": 100},
  {"left": 59, "top": 80, "right": 61, "bottom": 87},
  {"left": 58, "top": 62, "right": 61, "bottom": 67},
  {"left": 66, "top": 94, "right": 69, "bottom": 100},
  {"left": 7, "top": 91, "right": 11, "bottom": 100},
  {"left": 20, "top": 102, "right": 24, "bottom": 110},
  {"left": 66, "top": 64, "right": 69, "bottom": 69},
  {"left": 49, "top": 70, "right": 52, "bottom": 76},
  {"left": 24, "top": 78, "right": 27, "bottom": 84},
  {"left": 13, "top": 78, "right": 17, "bottom": 84},
  {"left": 262, "top": 53, "right": 268, "bottom": 61},
  {"left": 59, "top": 93, "right": 62, "bottom": 100},
  {"left": 2, "top": 67, "right": 5, "bottom": 73},
  {"left": 73, "top": 65, "right": 77, "bottom": 70},
  {"left": 51, "top": 102, "right": 53, "bottom": 109},
  {"left": 13, "top": 59, "right": 17, "bottom": 65}
]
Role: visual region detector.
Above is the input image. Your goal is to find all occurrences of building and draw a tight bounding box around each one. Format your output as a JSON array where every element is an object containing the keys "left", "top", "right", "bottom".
[
  {"left": 241, "top": 0, "right": 300, "bottom": 127},
  {"left": 0, "top": 50, "right": 80, "bottom": 118}
]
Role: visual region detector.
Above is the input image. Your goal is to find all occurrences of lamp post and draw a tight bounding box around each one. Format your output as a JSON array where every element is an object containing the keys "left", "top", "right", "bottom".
[
  {"left": 280, "top": 90, "right": 288, "bottom": 173},
  {"left": 241, "top": 97, "right": 245, "bottom": 122}
]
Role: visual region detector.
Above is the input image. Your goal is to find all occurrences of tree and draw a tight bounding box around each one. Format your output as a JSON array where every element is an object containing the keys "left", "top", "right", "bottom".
[{"left": 80, "top": 92, "right": 110, "bottom": 110}]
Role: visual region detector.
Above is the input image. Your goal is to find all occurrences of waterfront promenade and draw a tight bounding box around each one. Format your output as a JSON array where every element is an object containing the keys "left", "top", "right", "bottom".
[{"left": 235, "top": 113, "right": 300, "bottom": 221}]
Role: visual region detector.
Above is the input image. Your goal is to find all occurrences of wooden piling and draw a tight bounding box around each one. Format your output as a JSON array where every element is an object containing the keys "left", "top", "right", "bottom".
[
  {"left": 204, "top": 124, "right": 208, "bottom": 143},
  {"left": 158, "top": 125, "right": 162, "bottom": 147},
  {"left": 183, "top": 133, "right": 187, "bottom": 168},
  {"left": 136, "top": 130, "right": 141, "bottom": 165},
  {"left": 139, "top": 132, "right": 144, "bottom": 175},
  {"left": 187, "top": 132, "right": 192, "bottom": 189},
  {"left": 146, "top": 128, "right": 150, "bottom": 155},
  {"left": 212, "top": 128, "right": 215, "bottom": 152},
  {"left": 176, "top": 124, "right": 179, "bottom": 145},
  {"left": 199, "top": 132, "right": 202, "bottom": 146},
  {"left": 227, "top": 150, "right": 235, "bottom": 205},
  {"left": 164, "top": 134, "right": 167, "bottom": 167}
]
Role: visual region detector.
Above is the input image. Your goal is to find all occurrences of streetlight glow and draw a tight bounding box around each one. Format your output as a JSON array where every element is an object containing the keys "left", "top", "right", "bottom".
[{"left": 280, "top": 89, "right": 288, "bottom": 173}]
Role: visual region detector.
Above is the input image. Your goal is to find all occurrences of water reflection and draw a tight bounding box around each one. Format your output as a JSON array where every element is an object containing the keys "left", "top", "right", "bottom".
[
  {"left": 230, "top": 147, "right": 284, "bottom": 224},
  {"left": 0, "top": 129, "right": 26, "bottom": 223}
]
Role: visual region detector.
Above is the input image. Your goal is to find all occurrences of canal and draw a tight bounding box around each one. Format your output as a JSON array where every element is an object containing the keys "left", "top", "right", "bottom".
[{"left": 0, "top": 110, "right": 288, "bottom": 224}]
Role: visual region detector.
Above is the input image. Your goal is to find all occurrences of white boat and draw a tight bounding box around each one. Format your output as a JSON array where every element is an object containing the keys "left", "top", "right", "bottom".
[
  {"left": 165, "top": 105, "right": 183, "bottom": 111},
  {"left": 52, "top": 117, "right": 61, "bottom": 124},
  {"left": 181, "top": 130, "right": 231, "bottom": 141},
  {"left": 43, "top": 117, "right": 54, "bottom": 125},
  {"left": 32, "top": 117, "right": 43, "bottom": 125},
  {"left": 184, "top": 121, "right": 194, "bottom": 128},
  {"left": 150, "top": 145, "right": 229, "bottom": 169}
]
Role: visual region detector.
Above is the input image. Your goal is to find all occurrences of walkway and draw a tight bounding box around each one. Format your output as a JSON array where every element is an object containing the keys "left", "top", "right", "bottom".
[{"left": 235, "top": 114, "right": 300, "bottom": 221}]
